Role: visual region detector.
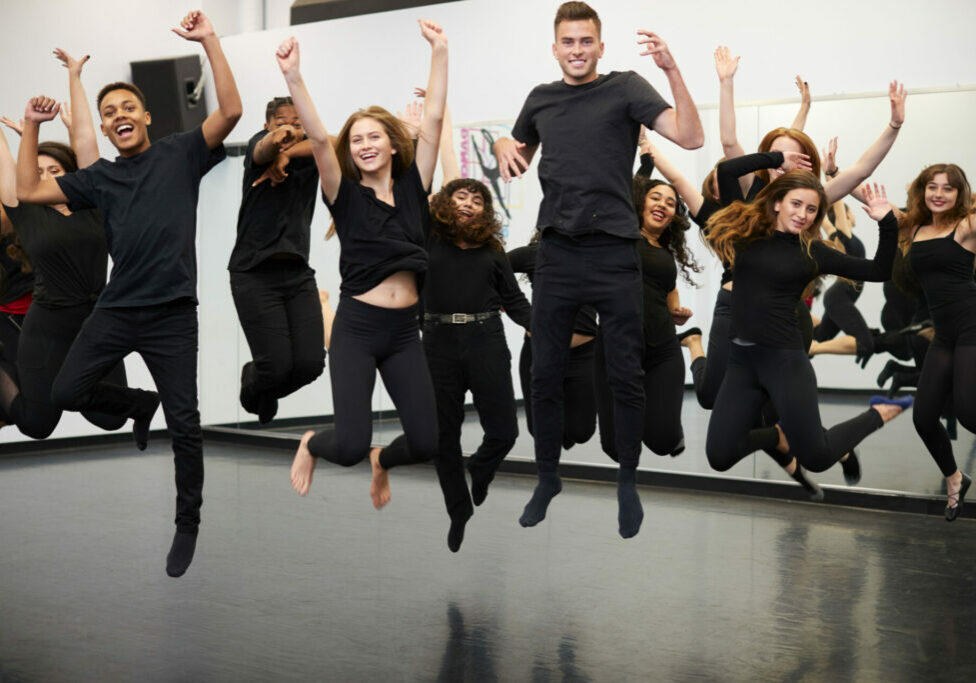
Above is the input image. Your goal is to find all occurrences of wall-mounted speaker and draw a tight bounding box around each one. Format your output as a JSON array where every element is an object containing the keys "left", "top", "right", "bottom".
[{"left": 129, "top": 55, "right": 207, "bottom": 142}]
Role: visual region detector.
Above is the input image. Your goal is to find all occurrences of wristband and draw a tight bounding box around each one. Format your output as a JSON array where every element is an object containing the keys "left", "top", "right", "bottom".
[
  {"left": 825, "top": 168, "right": 838, "bottom": 178},
  {"left": 889, "top": 122, "right": 902, "bottom": 130}
]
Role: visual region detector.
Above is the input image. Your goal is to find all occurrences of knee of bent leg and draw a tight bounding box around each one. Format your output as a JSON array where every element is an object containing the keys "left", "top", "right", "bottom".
[
  {"left": 50, "top": 378, "right": 85, "bottom": 412},
  {"left": 292, "top": 356, "right": 325, "bottom": 385}
]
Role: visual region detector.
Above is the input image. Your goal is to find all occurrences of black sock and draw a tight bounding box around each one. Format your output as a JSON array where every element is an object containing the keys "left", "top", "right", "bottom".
[
  {"left": 469, "top": 467, "right": 494, "bottom": 507},
  {"left": 840, "top": 450, "right": 861, "bottom": 485},
  {"left": 447, "top": 509, "right": 472, "bottom": 553},
  {"left": 519, "top": 471, "right": 562, "bottom": 527},
  {"left": 790, "top": 466, "right": 824, "bottom": 502},
  {"left": 617, "top": 467, "right": 643, "bottom": 539},
  {"left": 133, "top": 391, "right": 160, "bottom": 451},
  {"left": 166, "top": 529, "right": 198, "bottom": 578},
  {"left": 258, "top": 395, "right": 278, "bottom": 425}
]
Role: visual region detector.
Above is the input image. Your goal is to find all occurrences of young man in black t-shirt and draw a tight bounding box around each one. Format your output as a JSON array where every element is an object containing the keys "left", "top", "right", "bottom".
[
  {"left": 493, "top": 2, "right": 703, "bottom": 538},
  {"left": 230, "top": 97, "right": 324, "bottom": 425},
  {"left": 17, "top": 10, "right": 241, "bottom": 577}
]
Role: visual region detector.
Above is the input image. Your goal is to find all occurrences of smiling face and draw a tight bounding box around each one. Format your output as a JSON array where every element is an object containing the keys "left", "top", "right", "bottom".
[
  {"left": 768, "top": 136, "right": 803, "bottom": 179},
  {"left": 924, "top": 172, "right": 960, "bottom": 217},
  {"left": 348, "top": 117, "right": 395, "bottom": 175},
  {"left": 642, "top": 184, "right": 677, "bottom": 234},
  {"left": 552, "top": 19, "right": 604, "bottom": 85},
  {"left": 266, "top": 103, "right": 303, "bottom": 137},
  {"left": 37, "top": 154, "right": 66, "bottom": 181},
  {"left": 773, "top": 188, "right": 821, "bottom": 234},
  {"left": 98, "top": 89, "right": 151, "bottom": 156},
  {"left": 451, "top": 187, "right": 485, "bottom": 225}
]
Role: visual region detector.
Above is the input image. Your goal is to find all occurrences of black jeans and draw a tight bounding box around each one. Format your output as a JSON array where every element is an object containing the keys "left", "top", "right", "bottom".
[
  {"left": 7, "top": 302, "right": 126, "bottom": 438},
  {"left": 307, "top": 297, "right": 437, "bottom": 469},
  {"left": 231, "top": 260, "right": 325, "bottom": 411},
  {"left": 51, "top": 300, "right": 203, "bottom": 531},
  {"left": 531, "top": 231, "right": 644, "bottom": 471},
  {"left": 519, "top": 333, "right": 596, "bottom": 450}
]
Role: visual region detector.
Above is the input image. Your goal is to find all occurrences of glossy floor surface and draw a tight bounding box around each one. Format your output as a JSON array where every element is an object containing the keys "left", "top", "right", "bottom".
[{"left": 1, "top": 441, "right": 974, "bottom": 681}]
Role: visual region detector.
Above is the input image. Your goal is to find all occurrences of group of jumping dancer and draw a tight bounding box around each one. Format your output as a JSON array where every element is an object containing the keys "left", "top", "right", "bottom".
[{"left": 0, "top": 3, "right": 972, "bottom": 576}]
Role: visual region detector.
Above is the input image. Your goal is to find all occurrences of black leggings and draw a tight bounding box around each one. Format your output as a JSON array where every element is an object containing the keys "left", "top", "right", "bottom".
[
  {"left": 0, "top": 311, "right": 25, "bottom": 365},
  {"left": 230, "top": 260, "right": 325, "bottom": 411},
  {"left": 690, "top": 288, "right": 732, "bottom": 410},
  {"left": 0, "top": 302, "right": 126, "bottom": 438},
  {"left": 913, "top": 338, "right": 976, "bottom": 477},
  {"left": 813, "top": 281, "right": 873, "bottom": 353},
  {"left": 596, "top": 334, "right": 684, "bottom": 458},
  {"left": 707, "top": 344, "right": 884, "bottom": 473},
  {"left": 306, "top": 297, "right": 437, "bottom": 469},
  {"left": 519, "top": 333, "right": 596, "bottom": 450}
]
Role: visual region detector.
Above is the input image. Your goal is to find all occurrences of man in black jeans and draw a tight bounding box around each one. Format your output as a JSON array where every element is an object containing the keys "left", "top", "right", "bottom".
[
  {"left": 493, "top": 2, "right": 703, "bottom": 538},
  {"left": 17, "top": 10, "right": 241, "bottom": 576}
]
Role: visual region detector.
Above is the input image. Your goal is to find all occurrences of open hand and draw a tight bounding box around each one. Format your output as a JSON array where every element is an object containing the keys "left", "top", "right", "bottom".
[
  {"left": 821, "top": 137, "right": 838, "bottom": 177},
  {"left": 53, "top": 48, "right": 89, "bottom": 77},
  {"left": 25, "top": 96, "right": 60, "bottom": 124},
  {"left": 0, "top": 116, "right": 24, "bottom": 136},
  {"left": 713, "top": 46, "right": 739, "bottom": 81},
  {"left": 889, "top": 80, "right": 906, "bottom": 128},
  {"left": 419, "top": 19, "right": 447, "bottom": 47},
  {"left": 172, "top": 10, "right": 215, "bottom": 42},
  {"left": 58, "top": 101, "right": 72, "bottom": 130},
  {"left": 780, "top": 150, "right": 813, "bottom": 173},
  {"left": 861, "top": 182, "right": 893, "bottom": 221},
  {"left": 495, "top": 137, "right": 529, "bottom": 182},
  {"left": 396, "top": 100, "right": 423, "bottom": 140},
  {"left": 637, "top": 31, "right": 675, "bottom": 70},
  {"left": 796, "top": 75, "right": 810, "bottom": 106}
]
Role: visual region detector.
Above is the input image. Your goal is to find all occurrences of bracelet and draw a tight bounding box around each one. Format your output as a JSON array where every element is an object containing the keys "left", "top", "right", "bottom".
[
  {"left": 889, "top": 122, "right": 902, "bottom": 130},
  {"left": 825, "top": 168, "right": 838, "bottom": 178}
]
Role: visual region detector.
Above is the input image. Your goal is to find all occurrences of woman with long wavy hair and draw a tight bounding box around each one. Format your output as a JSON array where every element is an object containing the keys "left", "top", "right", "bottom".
[{"left": 704, "top": 171, "right": 908, "bottom": 475}]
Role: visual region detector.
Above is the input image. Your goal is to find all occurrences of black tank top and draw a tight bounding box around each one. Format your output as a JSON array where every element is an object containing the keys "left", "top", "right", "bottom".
[
  {"left": 910, "top": 223, "right": 976, "bottom": 340},
  {"left": 638, "top": 240, "right": 678, "bottom": 346}
]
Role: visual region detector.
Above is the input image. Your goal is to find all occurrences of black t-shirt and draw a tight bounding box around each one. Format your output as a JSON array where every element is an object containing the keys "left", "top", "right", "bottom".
[
  {"left": 228, "top": 129, "right": 319, "bottom": 271},
  {"left": 0, "top": 233, "right": 34, "bottom": 305},
  {"left": 507, "top": 242, "right": 598, "bottom": 336},
  {"left": 638, "top": 240, "right": 677, "bottom": 346},
  {"left": 1, "top": 202, "right": 106, "bottom": 308},
  {"left": 56, "top": 127, "right": 225, "bottom": 308},
  {"left": 424, "top": 236, "right": 531, "bottom": 330},
  {"left": 512, "top": 71, "right": 671, "bottom": 239},
  {"left": 729, "top": 212, "right": 898, "bottom": 348},
  {"left": 324, "top": 161, "right": 430, "bottom": 298}
]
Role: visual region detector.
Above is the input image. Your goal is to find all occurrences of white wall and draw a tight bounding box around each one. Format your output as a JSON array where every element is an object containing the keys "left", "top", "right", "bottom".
[{"left": 3, "top": 0, "right": 976, "bottom": 444}]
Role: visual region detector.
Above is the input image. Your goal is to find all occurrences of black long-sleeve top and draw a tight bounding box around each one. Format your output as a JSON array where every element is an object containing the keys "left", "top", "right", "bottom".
[
  {"left": 508, "top": 243, "right": 598, "bottom": 336},
  {"left": 424, "top": 236, "right": 531, "bottom": 330},
  {"left": 730, "top": 211, "right": 898, "bottom": 349},
  {"left": 716, "top": 152, "right": 783, "bottom": 206}
]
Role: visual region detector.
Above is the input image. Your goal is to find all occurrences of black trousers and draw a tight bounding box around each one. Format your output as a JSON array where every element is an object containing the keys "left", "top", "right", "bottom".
[
  {"left": 690, "top": 288, "right": 732, "bottom": 410},
  {"left": 596, "top": 333, "right": 684, "bottom": 459},
  {"left": 231, "top": 260, "right": 325, "bottom": 411},
  {"left": 7, "top": 302, "right": 126, "bottom": 438},
  {"left": 50, "top": 300, "right": 202, "bottom": 531},
  {"left": 813, "top": 280, "right": 873, "bottom": 353},
  {"left": 385, "top": 316, "right": 518, "bottom": 517},
  {"left": 307, "top": 297, "right": 437, "bottom": 469},
  {"left": 531, "top": 231, "right": 644, "bottom": 471},
  {"left": 0, "top": 311, "right": 25, "bottom": 365},
  {"left": 706, "top": 344, "right": 883, "bottom": 473},
  {"left": 519, "top": 333, "right": 596, "bottom": 450}
]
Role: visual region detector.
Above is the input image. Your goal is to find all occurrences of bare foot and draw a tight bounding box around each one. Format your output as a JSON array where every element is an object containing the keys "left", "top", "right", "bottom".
[
  {"left": 679, "top": 334, "right": 704, "bottom": 361},
  {"left": 369, "top": 446, "right": 391, "bottom": 509},
  {"left": 946, "top": 471, "right": 964, "bottom": 510},
  {"left": 871, "top": 403, "right": 904, "bottom": 423},
  {"left": 774, "top": 424, "right": 790, "bottom": 453},
  {"left": 290, "top": 430, "right": 317, "bottom": 496},
  {"left": 783, "top": 456, "right": 797, "bottom": 476}
]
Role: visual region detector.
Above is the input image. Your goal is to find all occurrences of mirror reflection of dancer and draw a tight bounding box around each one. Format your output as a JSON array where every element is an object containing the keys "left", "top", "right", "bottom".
[
  {"left": 229, "top": 96, "right": 324, "bottom": 424},
  {"left": 493, "top": 2, "right": 703, "bottom": 538},
  {"left": 16, "top": 11, "right": 241, "bottom": 577},
  {"left": 284, "top": 21, "right": 448, "bottom": 509},
  {"left": 704, "top": 174, "right": 909, "bottom": 476}
]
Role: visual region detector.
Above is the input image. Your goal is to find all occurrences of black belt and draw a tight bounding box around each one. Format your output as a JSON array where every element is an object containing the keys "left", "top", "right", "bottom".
[{"left": 424, "top": 310, "right": 500, "bottom": 325}]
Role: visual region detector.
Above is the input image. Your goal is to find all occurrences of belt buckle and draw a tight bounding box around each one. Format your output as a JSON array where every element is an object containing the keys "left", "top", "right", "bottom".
[{"left": 451, "top": 313, "right": 467, "bottom": 324}]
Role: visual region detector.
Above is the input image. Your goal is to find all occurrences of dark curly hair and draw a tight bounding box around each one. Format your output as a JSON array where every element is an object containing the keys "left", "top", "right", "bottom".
[
  {"left": 428, "top": 178, "right": 505, "bottom": 251},
  {"left": 634, "top": 176, "right": 702, "bottom": 286}
]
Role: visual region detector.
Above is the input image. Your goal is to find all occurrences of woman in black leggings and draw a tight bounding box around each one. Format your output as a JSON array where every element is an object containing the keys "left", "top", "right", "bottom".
[
  {"left": 704, "top": 172, "right": 908, "bottom": 474},
  {"left": 895, "top": 164, "right": 976, "bottom": 519},
  {"left": 280, "top": 25, "right": 448, "bottom": 508},
  {"left": 383, "top": 178, "right": 530, "bottom": 551}
]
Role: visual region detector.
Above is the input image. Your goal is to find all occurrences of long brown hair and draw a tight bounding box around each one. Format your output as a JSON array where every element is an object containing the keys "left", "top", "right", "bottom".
[
  {"left": 757, "top": 128, "right": 821, "bottom": 185},
  {"left": 902, "top": 163, "right": 972, "bottom": 234},
  {"left": 634, "top": 177, "right": 701, "bottom": 285},
  {"left": 428, "top": 178, "right": 505, "bottom": 252},
  {"left": 705, "top": 170, "right": 828, "bottom": 268},
  {"left": 334, "top": 106, "right": 414, "bottom": 182}
]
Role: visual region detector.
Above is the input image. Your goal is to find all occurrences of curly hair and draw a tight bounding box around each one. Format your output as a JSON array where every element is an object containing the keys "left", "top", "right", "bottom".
[
  {"left": 901, "top": 163, "right": 972, "bottom": 236},
  {"left": 757, "top": 128, "right": 821, "bottom": 185},
  {"left": 428, "top": 178, "right": 505, "bottom": 251},
  {"left": 705, "top": 170, "right": 828, "bottom": 269},
  {"left": 634, "top": 176, "right": 702, "bottom": 286}
]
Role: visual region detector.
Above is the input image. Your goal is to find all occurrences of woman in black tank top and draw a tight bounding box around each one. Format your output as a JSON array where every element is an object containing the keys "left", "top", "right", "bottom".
[{"left": 894, "top": 164, "right": 976, "bottom": 520}]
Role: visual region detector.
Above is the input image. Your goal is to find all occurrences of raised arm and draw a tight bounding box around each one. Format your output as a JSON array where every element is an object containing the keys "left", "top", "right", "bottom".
[
  {"left": 16, "top": 97, "right": 69, "bottom": 205},
  {"left": 824, "top": 81, "right": 906, "bottom": 204},
  {"left": 638, "top": 31, "right": 703, "bottom": 150},
  {"left": 275, "top": 37, "right": 341, "bottom": 203},
  {"left": 439, "top": 100, "right": 460, "bottom": 185},
  {"left": 714, "top": 46, "right": 745, "bottom": 159},
  {"left": 414, "top": 20, "right": 448, "bottom": 191},
  {"left": 0, "top": 126, "right": 17, "bottom": 207},
  {"left": 790, "top": 76, "right": 811, "bottom": 131},
  {"left": 716, "top": 151, "right": 810, "bottom": 204},
  {"left": 53, "top": 49, "right": 99, "bottom": 168},
  {"left": 643, "top": 141, "right": 704, "bottom": 218},
  {"left": 172, "top": 11, "right": 242, "bottom": 149},
  {"left": 816, "top": 183, "right": 897, "bottom": 281}
]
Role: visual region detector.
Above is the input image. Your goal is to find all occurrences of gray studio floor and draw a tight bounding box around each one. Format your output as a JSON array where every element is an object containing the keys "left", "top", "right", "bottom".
[{"left": 1, "top": 438, "right": 975, "bottom": 681}]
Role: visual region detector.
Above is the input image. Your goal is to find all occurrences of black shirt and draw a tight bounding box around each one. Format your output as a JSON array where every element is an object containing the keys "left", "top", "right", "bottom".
[
  {"left": 424, "top": 236, "right": 531, "bottom": 330},
  {"left": 1, "top": 202, "right": 106, "bottom": 308},
  {"left": 0, "top": 233, "right": 34, "bottom": 305},
  {"left": 229, "top": 129, "right": 319, "bottom": 271},
  {"left": 512, "top": 71, "right": 671, "bottom": 239},
  {"left": 730, "top": 212, "right": 898, "bottom": 349},
  {"left": 56, "top": 127, "right": 225, "bottom": 308},
  {"left": 638, "top": 240, "right": 677, "bottom": 346},
  {"left": 507, "top": 242, "right": 598, "bottom": 336},
  {"left": 324, "top": 161, "right": 430, "bottom": 298}
]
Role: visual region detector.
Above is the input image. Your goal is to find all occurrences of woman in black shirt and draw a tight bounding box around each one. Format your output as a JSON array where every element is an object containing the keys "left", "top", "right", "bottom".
[
  {"left": 280, "top": 25, "right": 448, "bottom": 508},
  {"left": 703, "top": 172, "right": 907, "bottom": 474}
]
